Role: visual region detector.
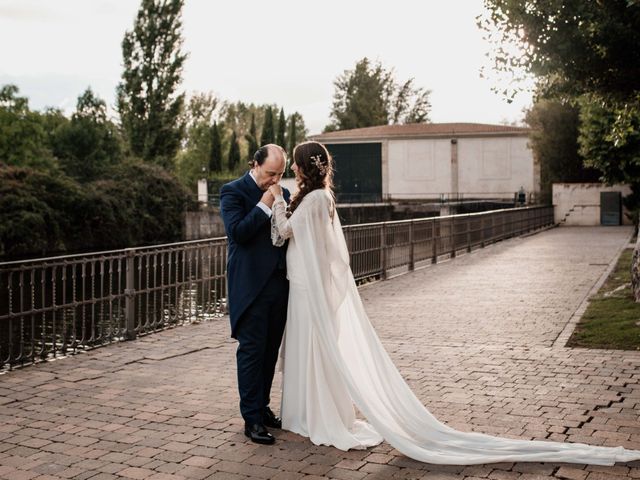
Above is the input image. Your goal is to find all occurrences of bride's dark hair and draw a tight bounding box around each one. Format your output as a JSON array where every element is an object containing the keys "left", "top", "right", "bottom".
[{"left": 288, "top": 141, "right": 335, "bottom": 215}]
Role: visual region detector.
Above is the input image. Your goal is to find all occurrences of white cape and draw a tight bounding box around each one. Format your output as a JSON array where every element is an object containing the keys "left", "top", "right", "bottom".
[{"left": 279, "top": 189, "right": 640, "bottom": 465}]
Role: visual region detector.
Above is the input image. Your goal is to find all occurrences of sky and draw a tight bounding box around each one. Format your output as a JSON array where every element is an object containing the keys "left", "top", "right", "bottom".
[{"left": 0, "top": 0, "right": 534, "bottom": 135}]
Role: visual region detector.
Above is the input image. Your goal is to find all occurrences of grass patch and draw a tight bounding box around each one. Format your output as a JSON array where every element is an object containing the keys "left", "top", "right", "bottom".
[{"left": 567, "top": 248, "right": 640, "bottom": 350}]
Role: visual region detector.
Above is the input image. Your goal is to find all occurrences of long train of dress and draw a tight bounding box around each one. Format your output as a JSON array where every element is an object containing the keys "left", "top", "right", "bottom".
[{"left": 272, "top": 189, "right": 640, "bottom": 465}]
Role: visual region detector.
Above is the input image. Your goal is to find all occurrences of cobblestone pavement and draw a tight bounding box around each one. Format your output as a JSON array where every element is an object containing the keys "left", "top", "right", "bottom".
[{"left": 1, "top": 226, "right": 639, "bottom": 480}]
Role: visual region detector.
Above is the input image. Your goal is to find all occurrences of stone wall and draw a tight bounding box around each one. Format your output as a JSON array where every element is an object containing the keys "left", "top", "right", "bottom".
[
  {"left": 184, "top": 208, "right": 226, "bottom": 240},
  {"left": 552, "top": 183, "right": 632, "bottom": 226}
]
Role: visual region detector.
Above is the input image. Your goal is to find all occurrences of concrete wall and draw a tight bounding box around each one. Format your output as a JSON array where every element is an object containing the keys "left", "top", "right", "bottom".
[
  {"left": 387, "top": 139, "right": 452, "bottom": 198},
  {"left": 185, "top": 208, "right": 226, "bottom": 240},
  {"left": 386, "top": 135, "right": 536, "bottom": 200},
  {"left": 552, "top": 183, "right": 632, "bottom": 225},
  {"left": 458, "top": 136, "right": 534, "bottom": 197}
]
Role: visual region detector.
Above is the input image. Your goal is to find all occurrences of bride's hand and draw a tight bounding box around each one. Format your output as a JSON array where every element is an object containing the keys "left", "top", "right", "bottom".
[{"left": 269, "top": 184, "right": 282, "bottom": 197}]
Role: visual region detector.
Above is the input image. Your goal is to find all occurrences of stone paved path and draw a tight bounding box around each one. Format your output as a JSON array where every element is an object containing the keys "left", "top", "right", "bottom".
[{"left": 1, "top": 226, "right": 639, "bottom": 480}]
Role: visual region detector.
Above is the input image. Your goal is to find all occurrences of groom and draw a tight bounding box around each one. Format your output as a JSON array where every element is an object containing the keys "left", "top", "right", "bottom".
[{"left": 220, "top": 144, "right": 290, "bottom": 445}]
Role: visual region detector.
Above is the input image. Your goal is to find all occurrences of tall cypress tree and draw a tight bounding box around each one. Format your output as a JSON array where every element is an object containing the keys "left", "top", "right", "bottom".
[
  {"left": 228, "top": 130, "right": 240, "bottom": 171},
  {"left": 245, "top": 113, "right": 258, "bottom": 163},
  {"left": 117, "top": 0, "right": 186, "bottom": 169},
  {"left": 209, "top": 121, "right": 222, "bottom": 173},
  {"left": 284, "top": 115, "right": 298, "bottom": 178},
  {"left": 276, "top": 108, "right": 286, "bottom": 148},
  {"left": 260, "top": 106, "right": 275, "bottom": 145},
  {"left": 287, "top": 114, "right": 297, "bottom": 157}
]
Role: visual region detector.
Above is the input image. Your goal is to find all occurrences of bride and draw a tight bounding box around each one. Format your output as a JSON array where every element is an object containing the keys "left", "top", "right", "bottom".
[{"left": 267, "top": 140, "right": 640, "bottom": 466}]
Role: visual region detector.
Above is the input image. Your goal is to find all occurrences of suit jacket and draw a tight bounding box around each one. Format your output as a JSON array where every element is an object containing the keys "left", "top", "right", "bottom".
[{"left": 220, "top": 172, "right": 291, "bottom": 338}]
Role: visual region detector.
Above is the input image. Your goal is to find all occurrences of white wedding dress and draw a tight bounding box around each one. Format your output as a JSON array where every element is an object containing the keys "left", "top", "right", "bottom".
[{"left": 271, "top": 188, "right": 640, "bottom": 465}]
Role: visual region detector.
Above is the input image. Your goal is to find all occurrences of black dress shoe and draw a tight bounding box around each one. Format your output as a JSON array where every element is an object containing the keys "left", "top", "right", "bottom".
[
  {"left": 244, "top": 423, "right": 275, "bottom": 445},
  {"left": 263, "top": 407, "right": 282, "bottom": 429}
]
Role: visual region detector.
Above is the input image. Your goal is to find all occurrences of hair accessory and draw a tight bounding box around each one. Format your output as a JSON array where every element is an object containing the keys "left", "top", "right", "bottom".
[{"left": 310, "top": 154, "right": 327, "bottom": 175}]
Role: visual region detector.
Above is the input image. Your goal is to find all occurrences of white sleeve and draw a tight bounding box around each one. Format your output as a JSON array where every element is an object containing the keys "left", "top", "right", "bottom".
[
  {"left": 256, "top": 201, "right": 272, "bottom": 218},
  {"left": 271, "top": 195, "right": 293, "bottom": 246}
]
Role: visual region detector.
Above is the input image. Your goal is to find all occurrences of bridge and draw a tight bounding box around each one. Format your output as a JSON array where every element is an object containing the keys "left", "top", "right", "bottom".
[{"left": 0, "top": 217, "right": 639, "bottom": 479}]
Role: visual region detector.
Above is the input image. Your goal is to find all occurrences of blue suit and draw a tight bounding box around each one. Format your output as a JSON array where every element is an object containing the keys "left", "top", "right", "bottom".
[{"left": 220, "top": 172, "right": 290, "bottom": 425}]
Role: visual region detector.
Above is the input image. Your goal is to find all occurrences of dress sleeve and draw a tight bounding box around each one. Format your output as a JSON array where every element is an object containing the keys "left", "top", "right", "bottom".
[{"left": 271, "top": 195, "right": 293, "bottom": 246}]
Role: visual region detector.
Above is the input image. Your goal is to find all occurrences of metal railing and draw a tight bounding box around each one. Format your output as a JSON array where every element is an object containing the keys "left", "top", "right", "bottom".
[
  {"left": 0, "top": 205, "right": 553, "bottom": 371},
  {"left": 334, "top": 191, "right": 542, "bottom": 205},
  {"left": 0, "top": 239, "right": 228, "bottom": 371},
  {"left": 343, "top": 205, "right": 553, "bottom": 282}
]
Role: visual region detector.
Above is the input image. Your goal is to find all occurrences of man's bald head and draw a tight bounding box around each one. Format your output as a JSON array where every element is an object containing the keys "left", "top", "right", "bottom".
[
  {"left": 252, "top": 144, "right": 286, "bottom": 166},
  {"left": 251, "top": 144, "right": 287, "bottom": 190}
]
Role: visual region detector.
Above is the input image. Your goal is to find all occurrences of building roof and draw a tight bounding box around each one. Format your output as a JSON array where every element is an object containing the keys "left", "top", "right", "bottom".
[{"left": 310, "top": 122, "right": 530, "bottom": 141}]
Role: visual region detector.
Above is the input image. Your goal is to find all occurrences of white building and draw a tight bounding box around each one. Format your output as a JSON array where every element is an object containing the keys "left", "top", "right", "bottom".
[
  {"left": 553, "top": 183, "right": 632, "bottom": 226},
  {"left": 310, "top": 123, "right": 538, "bottom": 203}
]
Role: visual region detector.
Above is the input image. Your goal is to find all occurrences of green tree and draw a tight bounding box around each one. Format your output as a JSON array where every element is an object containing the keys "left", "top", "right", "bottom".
[
  {"left": 579, "top": 96, "right": 640, "bottom": 226},
  {"left": 0, "top": 85, "right": 58, "bottom": 170},
  {"left": 100, "top": 160, "right": 190, "bottom": 245},
  {"left": 209, "top": 121, "right": 222, "bottom": 173},
  {"left": 228, "top": 130, "right": 241, "bottom": 171},
  {"left": 287, "top": 115, "right": 297, "bottom": 158},
  {"left": 186, "top": 91, "right": 218, "bottom": 126},
  {"left": 525, "top": 99, "right": 600, "bottom": 201},
  {"left": 221, "top": 102, "right": 264, "bottom": 160},
  {"left": 0, "top": 165, "right": 85, "bottom": 258},
  {"left": 578, "top": 96, "right": 640, "bottom": 185},
  {"left": 288, "top": 112, "right": 307, "bottom": 145},
  {"left": 53, "top": 88, "right": 123, "bottom": 182},
  {"left": 276, "top": 108, "right": 286, "bottom": 147},
  {"left": 175, "top": 92, "right": 220, "bottom": 190},
  {"left": 260, "top": 106, "right": 275, "bottom": 145},
  {"left": 222, "top": 102, "right": 257, "bottom": 141},
  {"left": 481, "top": 0, "right": 640, "bottom": 229},
  {"left": 116, "top": 0, "right": 187, "bottom": 169},
  {"left": 0, "top": 160, "right": 191, "bottom": 259},
  {"left": 220, "top": 102, "right": 306, "bottom": 160},
  {"left": 480, "top": 1, "right": 640, "bottom": 164},
  {"left": 40, "top": 107, "right": 69, "bottom": 150},
  {"left": 284, "top": 113, "right": 308, "bottom": 178},
  {"left": 479, "top": 1, "right": 640, "bottom": 104},
  {"left": 175, "top": 147, "right": 207, "bottom": 193},
  {"left": 245, "top": 112, "right": 258, "bottom": 162},
  {"left": 287, "top": 114, "right": 297, "bottom": 158},
  {"left": 325, "top": 57, "right": 431, "bottom": 132}
]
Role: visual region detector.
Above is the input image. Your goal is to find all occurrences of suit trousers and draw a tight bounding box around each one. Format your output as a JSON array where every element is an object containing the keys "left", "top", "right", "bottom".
[{"left": 235, "top": 268, "right": 288, "bottom": 425}]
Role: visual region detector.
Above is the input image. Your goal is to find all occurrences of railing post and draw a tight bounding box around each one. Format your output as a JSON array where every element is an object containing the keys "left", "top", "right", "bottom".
[
  {"left": 450, "top": 217, "right": 456, "bottom": 258},
  {"left": 466, "top": 215, "right": 472, "bottom": 253},
  {"left": 408, "top": 221, "right": 415, "bottom": 271},
  {"left": 432, "top": 219, "right": 438, "bottom": 264},
  {"left": 380, "top": 223, "right": 387, "bottom": 280},
  {"left": 124, "top": 248, "right": 136, "bottom": 340}
]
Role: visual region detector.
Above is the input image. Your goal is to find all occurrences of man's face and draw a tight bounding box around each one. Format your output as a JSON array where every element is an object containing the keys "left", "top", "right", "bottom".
[{"left": 253, "top": 148, "right": 286, "bottom": 190}]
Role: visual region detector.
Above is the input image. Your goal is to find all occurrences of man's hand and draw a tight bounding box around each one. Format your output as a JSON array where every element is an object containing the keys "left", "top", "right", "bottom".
[
  {"left": 268, "top": 184, "right": 282, "bottom": 198},
  {"left": 260, "top": 190, "right": 275, "bottom": 208}
]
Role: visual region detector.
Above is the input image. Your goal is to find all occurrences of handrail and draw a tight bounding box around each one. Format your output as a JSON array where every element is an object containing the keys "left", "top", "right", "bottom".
[{"left": 0, "top": 205, "right": 553, "bottom": 371}]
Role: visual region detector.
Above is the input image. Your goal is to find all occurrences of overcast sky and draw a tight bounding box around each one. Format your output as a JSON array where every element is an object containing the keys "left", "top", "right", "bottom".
[{"left": 0, "top": 0, "right": 534, "bottom": 135}]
